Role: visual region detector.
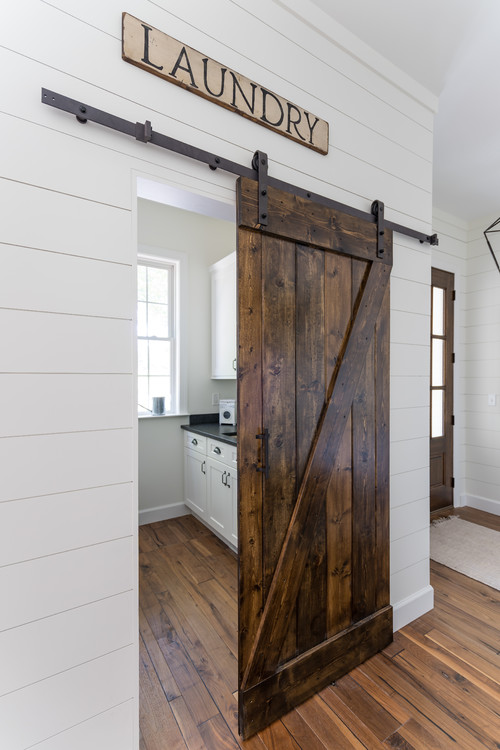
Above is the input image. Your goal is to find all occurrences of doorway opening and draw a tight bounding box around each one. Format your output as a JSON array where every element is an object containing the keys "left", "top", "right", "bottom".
[{"left": 430, "top": 267, "right": 455, "bottom": 514}]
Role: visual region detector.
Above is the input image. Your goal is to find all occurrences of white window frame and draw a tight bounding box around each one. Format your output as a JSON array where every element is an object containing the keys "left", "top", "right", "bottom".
[{"left": 138, "top": 247, "right": 188, "bottom": 417}]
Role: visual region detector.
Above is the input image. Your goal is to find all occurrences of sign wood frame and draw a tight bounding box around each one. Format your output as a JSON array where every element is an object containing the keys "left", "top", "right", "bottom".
[{"left": 122, "top": 12, "right": 329, "bottom": 155}]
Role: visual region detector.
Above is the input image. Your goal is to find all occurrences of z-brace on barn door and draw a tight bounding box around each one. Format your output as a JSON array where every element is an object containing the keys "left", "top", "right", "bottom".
[{"left": 237, "top": 176, "right": 393, "bottom": 738}]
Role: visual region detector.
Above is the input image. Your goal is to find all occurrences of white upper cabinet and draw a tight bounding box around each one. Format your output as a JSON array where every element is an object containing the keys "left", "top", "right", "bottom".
[{"left": 210, "top": 252, "right": 236, "bottom": 379}]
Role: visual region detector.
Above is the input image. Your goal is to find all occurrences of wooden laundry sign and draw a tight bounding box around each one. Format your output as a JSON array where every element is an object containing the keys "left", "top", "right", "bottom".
[{"left": 122, "top": 13, "right": 329, "bottom": 155}]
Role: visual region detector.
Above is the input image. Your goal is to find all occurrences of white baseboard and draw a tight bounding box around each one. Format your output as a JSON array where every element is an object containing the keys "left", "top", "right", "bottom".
[
  {"left": 139, "top": 502, "right": 189, "bottom": 526},
  {"left": 392, "top": 585, "right": 434, "bottom": 632},
  {"left": 461, "top": 494, "right": 500, "bottom": 517}
]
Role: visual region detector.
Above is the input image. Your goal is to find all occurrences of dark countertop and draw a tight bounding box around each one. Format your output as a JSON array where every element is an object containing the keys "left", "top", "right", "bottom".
[{"left": 181, "top": 421, "right": 237, "bottom": 446}]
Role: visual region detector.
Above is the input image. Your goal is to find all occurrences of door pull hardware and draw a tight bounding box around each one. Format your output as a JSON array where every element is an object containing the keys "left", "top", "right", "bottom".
[
  {"left": 226, "top": 472, "right": 231, "bottom": 488},
  {"left": 222, "top": 471, "right": 227, "bottom": 486},
  {"left": 201, "top": 461, "right": 206, "bottom": 475},
  {"left": 191, "top": 438, "right": 198, "bottom": 446},
  {"left": 213, "top": 446, "right": 222, "bottom": 455},
  {"left": 233, "top": 358, "right": 237, "bottom": 371},
  {"left": 252, "top": 150, "right": 268, "bottom": 228},
  {"left": 256, "top": 428, "right": 270, "bottom": 479}
]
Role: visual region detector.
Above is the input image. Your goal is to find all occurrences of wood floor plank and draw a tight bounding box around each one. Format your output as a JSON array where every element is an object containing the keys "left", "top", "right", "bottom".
[
  {"left": 393, "top": 634, "right": 500, "bottom": 747},
  {"left": 280, "top": 709, "right": 331, "bottom": 749},
  {"left": 257, "top": 720, "right": 302, "bottom": 749},
  {"left": 198, "top": 715, "right": 240, "bottom": 750},
  {"left": 295, "top": 693, "right": 366, "bottom": 749},
  {"left": 328, "top": 672, "right": 402, "bottom": 740},
  {"left": 139, "top": 635, "right": 188, "bottom": 750},
  {"left": 402, "top": 624, "right": 500, "bottom": 697},
  {"left": 140, "top": 510, "right": 500, "bottom": 749},
  {"left": 140, "top": 606, "right": 181, "bottom": 701},
  {"left": 358, "top": 656, "right": 485, "bottom": 750},
  {"left": 319, "top": 685, "right": 388, "bottom": 748},
  {"left": 169, "top": 696, "right": 208, "bottom": 750}
]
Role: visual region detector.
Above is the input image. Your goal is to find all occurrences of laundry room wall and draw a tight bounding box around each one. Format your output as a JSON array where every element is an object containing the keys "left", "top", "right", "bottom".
[
  {"left": 0, "top": 0, "right": 437, "bottom": 746},
  {"left": 137, "top": 198, "right": 236, "bottom": 523}
]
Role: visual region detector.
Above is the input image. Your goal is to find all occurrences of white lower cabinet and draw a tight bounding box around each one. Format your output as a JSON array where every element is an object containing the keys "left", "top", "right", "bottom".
[
  {"left": 183, "top": 431, "right": 237, "bottom": 549},
  {"left": 184, "top": 450, "right": 207, "bottom": 518}
]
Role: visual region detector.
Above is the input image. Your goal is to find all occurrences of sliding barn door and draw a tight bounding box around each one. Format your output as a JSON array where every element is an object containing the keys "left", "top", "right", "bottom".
[{"left": 237, "top": 177, "right": 393, "bottom": 738}]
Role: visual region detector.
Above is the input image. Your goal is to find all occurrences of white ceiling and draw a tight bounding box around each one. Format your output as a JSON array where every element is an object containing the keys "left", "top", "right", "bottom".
[{"left": 309, "top": 0, "right": 500, "bottom": 224}]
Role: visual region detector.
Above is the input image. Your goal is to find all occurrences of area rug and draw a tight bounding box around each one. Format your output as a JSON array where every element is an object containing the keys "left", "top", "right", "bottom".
[{"left": 430, "top": 516, "right": 500, "bottom": 591}]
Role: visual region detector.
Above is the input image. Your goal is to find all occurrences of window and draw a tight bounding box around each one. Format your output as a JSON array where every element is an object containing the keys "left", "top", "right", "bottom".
[{"left": 137, "top": 258, "right": 177, "bottom": 415}]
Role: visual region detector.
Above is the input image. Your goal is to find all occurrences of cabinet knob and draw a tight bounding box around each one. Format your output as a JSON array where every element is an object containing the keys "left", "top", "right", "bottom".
[{"left": 191, "top": 438, "right": 198, "bottom": 446}]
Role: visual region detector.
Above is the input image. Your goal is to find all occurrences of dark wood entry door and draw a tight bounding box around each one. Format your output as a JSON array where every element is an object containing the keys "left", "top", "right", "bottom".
[
  {"left": 236, "top": 177, "right": 393, "bottom": 738},
  {"left": 430, "top": 267, "right": 455, "bottom": 513}
]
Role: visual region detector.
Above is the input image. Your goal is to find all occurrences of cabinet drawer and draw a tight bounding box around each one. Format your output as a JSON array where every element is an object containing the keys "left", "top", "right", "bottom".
[
  {"left": 208, "top": 438, "right": 233, "bottom": 465},
  {"left": 184, "top": 431, "right": 207, "bottom": 455}
]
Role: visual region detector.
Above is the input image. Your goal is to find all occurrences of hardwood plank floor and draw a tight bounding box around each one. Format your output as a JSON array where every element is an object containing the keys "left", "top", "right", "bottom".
[{"left": 139, "top": 508, "right": 500, "bottom": 748}]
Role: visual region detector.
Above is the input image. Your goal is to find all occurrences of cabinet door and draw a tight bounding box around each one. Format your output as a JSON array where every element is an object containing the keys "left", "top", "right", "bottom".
[
  {"left": 184, "top": 449, "right": 207, "bottom": 517},
  {"left": 227, "top": 469, "right": 238, "bottom": 547},
  {"left": 210, "top": 252, "right": 237, "bottom": 379},
  {"left": 207, "top": 457, "right": 232, "bottom": 537}
]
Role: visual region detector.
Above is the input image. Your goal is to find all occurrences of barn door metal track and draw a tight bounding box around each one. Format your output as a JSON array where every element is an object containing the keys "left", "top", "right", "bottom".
[{"left": 41, "top": 88, "right": 438, "bottom": 247}]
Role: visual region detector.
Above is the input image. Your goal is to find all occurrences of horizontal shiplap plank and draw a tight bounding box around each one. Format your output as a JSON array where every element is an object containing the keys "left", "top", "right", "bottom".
[
  {"left": 391, "top": 343, "right": 430, "bottom": 377},
  {"left": 390, "top": 497, "right": 428, "bottom": 542},
  {"left": 0, "top": 179, "right": 132, "bottom": 264},
  {"left": 464, "top": 479, "right": 500, "bottom": 503},
  {"left": 0, "top": 484, "right": 133, "bottom": 567},
  {"left": 464, "top": 287, "right": 500, "bottom": 310},
  {"left": 0, "top": 310, "right": 132, "bottom": 374},
  {"left": 391, "top": 377, "right": 429, "bottom": 409},
  {"left": 33, "top": 702, "right": 134, "bottom": 750},
  {"left": 390, "top": 467, "right": 429, "bottom": 509},
  {"left": 0, "top": 592, "right": 134, "bottom": 697},
  {"left": 391, "top": 277, "right": 430, "bottom": 315},
  {"left": 0, "top": 244, "right": 133, "bottom": 318},
  {"left": 391, "top": 310, "right": 429, "bottom": 346},
  {"left": 0, "top": 113, "right": 133, "bottom": 209},
  {"left": 466, "top": 444, "right": 500, "bottom": 469},
  {"left": 390, "top": 407, "right": 428, "bottom": 442},
  {"left": 463, "top": 358, "right": 500, "bottom": 379},
  {"left": 0, "top": 374, "right": 133, "bottom": 437},
  {"left": 464, "top": 461, "right": 500, "bottom": 487},
  {"left": 466, "top": 429, "right": 500, "bottom": 452},
  {"left": 390, "top": 437, "right": 429, "bottom": 475},
  {"left": 390, "top": 527, "right": 429, "bottom": 576},
  {"left": 462, "top": 342, "right": 500, "bottom": 364},
  {"left": 392, "top": 242, "right": 431, "bottom": 283},
  {"left": 0, "top": 537, "right": 133, "bottom": 632},
  {"left": 390, "top": 558, "right": 429, "bottom": 605},
  {"left": 463, "top": 323, "right": 500, "bottom": 345},
  {"left": 0, "top": 646, "right": 135, "bottom": 750},
  {"left": 0, "top": 429, "right": 133, "bottom": 502}
]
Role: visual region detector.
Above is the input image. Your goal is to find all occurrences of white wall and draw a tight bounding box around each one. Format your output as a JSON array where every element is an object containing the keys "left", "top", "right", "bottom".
[
  {"left": 462, "top": 217, "right": 500, "bottom": 514},
  {"left": 1, "top": 0, "right": 437, "bottom": 744},
  {"left": 137, "top": 199, "right": 236, "bottom": 522}
]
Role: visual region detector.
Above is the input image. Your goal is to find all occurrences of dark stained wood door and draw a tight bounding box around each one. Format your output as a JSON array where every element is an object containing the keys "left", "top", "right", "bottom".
[
  {"left": 430, "top": 267, "right": 455, "bottom": 513},
  {"left": 236, "top": 177, "right": 393, "bottom": 738}
]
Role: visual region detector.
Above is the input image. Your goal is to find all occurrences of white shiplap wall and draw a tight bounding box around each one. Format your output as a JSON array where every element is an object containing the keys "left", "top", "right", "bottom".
[
  {"left": 1, "top": 0, "right": 436, "bottom": 744},
  {"left": 463, "top": 218, "right": 500, "bottom": 513}
]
